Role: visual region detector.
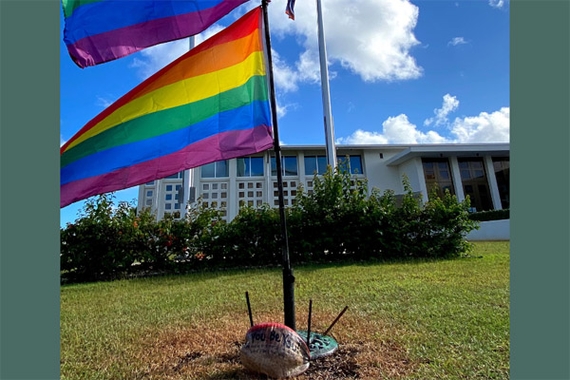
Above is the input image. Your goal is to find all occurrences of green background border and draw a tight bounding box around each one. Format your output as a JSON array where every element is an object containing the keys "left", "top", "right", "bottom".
[
  {"left": 0, "top": 1, "right": 61, "bottom": 379},
  {"left": 1, "top": 0, "right": 569, "bottom": 379},
  {"left": 510, "top": 0, "right": 569, "bottom": 379}
]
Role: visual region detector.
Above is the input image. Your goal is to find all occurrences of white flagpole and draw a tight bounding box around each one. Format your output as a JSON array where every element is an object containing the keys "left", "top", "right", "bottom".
[
  {"left": 316, "top": 0, "right": 337, "bottom": 169},
  {"left": 181, "top": 35, "right": 196, "bottom": 219}
]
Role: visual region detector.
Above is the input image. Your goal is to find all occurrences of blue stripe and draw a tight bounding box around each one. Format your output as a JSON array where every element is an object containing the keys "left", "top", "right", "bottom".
[
  {"left": 61, "top": 100, "right": 271, "bottom": 185},
  {"left": 64, "top": 0, "right": 225, "bottom": 45}
]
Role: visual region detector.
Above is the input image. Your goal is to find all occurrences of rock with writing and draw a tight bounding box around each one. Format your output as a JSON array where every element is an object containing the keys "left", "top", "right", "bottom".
[{"left": 240, "top": 322, "right": 310, "bottom": 379}]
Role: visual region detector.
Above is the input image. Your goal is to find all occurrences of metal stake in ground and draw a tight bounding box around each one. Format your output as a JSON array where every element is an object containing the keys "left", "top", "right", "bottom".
[
  {"left": 306, "top": 300, "right": 313, "bottom": 348},
  {"left": 245, "top": 291, "right": 254, "bottom": 328},
  {"left": 323, "top": 306, "right": 349, "bottom": 336}
]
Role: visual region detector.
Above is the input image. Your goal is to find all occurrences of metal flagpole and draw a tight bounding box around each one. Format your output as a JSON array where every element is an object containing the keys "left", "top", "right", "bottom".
[
  {"left": 181, "top": 36, "right": 196, "bottom": 219},
  {"left": 261, "top": 0, "right": 296, "bottom": 330},
  {"left": 316, "top": 0, "right": 337, "bottom": 169}
]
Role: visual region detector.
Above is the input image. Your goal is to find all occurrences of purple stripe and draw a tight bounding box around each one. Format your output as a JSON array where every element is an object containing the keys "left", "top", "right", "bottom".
[
  {"left": 66, "top": 1, "right": 248, "bottom": 68},
  {"left": 61, "top": 125, "right": 273, "bottom": 207}
]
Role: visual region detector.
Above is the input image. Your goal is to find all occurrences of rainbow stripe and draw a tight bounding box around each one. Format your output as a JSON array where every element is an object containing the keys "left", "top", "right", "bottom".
[
  {"left": 61, "top": 7, "right": 274, "bottom": 208},
  {"left": 62, "top": 0, "right": 250, "bottom": 68}
]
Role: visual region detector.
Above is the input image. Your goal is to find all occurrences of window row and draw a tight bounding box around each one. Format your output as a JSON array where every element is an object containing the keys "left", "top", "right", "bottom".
[
  {"left": 201, "top": 155, "right": 363, "bottom": 178},
  {"left": 422, "top": 157, "right": 509, "bottom": 212}
]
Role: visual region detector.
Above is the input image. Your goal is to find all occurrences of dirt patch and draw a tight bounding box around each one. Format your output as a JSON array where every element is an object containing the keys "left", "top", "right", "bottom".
[{"left": 134, "top": 326, "right": 418, "bottom": 379}]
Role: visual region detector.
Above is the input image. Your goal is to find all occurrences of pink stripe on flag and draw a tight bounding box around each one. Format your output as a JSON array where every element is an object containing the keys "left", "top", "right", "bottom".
[
  {"left": 60, "top": 126, "right": 273, "bottom": 207},
  {"left": 68, "top": 2, "right": 246, "bottom": 68}
]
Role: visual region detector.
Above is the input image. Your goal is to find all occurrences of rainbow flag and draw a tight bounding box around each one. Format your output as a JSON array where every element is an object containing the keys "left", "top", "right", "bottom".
[
  {"left": 61, "top": 6, "right": 274, "bottom": 208},
  {"left": 62, "top": 0, "right": 250, "bottom": 68}
]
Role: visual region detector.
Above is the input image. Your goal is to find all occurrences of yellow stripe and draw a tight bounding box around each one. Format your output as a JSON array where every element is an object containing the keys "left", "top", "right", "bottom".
[
  {"left": 66, "top": 51, "right": 266, "bottom": 151},
  {"left": 135, "top": 29, "right": 263, "bottom": 99}
]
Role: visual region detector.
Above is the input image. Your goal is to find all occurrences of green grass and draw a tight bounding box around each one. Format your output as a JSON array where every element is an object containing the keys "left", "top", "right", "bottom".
[{"left": 60, "top": 241, "right": 510, "bottom": 379}]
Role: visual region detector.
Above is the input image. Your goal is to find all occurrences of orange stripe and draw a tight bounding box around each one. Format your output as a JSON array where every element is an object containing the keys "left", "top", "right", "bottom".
[{"left": 133, "top": 29, "right": 262, "bottom": 101}]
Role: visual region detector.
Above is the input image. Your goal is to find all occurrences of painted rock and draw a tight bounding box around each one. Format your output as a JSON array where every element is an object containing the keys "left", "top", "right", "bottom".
[{"left": 240, "top": 322, "right": 311, "bottom": 379}]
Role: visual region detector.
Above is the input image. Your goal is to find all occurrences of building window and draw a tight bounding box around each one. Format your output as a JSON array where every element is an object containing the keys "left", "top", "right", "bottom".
[
  {"left": 338, "top": 155, "right": 363, "bottom": 175},
  {"left": 201, "top": 160, "right": 229, "bottom": 178},
  {"left": 422, "top": 159, "right": 455, "bottom": 198},
  {"left": 304, "top": 155, "right": 328, "bottom": 175},
  {"left": 271, "top": 156, "right": 298, "bottom": 176},
  {"left": 237, "top": 157, "right": 264, "bottom": 177},
  {"left": 458, "top": 158, "right": 493, "bottom": 212},
  {"left": 165, "top": 171, "right": 184, "bottom": 179},
  {"left": 493, "top": 157, "right": 510, "bottom": 209}
]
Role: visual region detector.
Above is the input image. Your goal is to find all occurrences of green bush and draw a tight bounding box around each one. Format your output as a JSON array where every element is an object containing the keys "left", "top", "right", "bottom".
[
  {"left": 288, "top": 164, "right": 370, "bottom": 260},
  {"left": 469, "top": 208, "right": 510, "bottom": 221},
  {"left": 61, "top": 171, "right": 480, "bottom": 283},
  {"left": 61, "top": 194, "right": 138, "bottom": 282}
]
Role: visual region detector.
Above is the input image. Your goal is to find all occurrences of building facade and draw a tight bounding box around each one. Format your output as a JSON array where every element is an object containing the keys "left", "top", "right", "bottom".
[{"left": 137, "top": 143, "right": 510, "bottom": 221}]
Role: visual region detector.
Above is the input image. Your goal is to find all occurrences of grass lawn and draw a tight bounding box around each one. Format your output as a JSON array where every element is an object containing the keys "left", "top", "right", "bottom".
[{"left": 60, "top": 241, "right": 510, "bottom": 379}]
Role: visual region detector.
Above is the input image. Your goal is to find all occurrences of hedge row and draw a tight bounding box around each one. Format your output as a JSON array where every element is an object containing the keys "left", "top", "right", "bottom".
[
  {"left": 61, "top": 169, "right": 480, "bottom": 283},
  {"left": 469, "top": 208, "right": 510, "bottom": 221}
]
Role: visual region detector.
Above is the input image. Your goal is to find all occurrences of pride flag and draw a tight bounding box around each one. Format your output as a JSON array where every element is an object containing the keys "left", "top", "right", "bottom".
[
  {"left": 62, "top": 0, "right": 250, "bottom": 68},
  {"left": 61, "top": 6, "right": 274, "bottom": 208}
]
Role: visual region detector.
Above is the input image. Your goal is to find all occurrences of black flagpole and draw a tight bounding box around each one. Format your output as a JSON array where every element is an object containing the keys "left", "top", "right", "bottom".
[{"left": 261, "top": 0, "right": 296, "bottom": 331}]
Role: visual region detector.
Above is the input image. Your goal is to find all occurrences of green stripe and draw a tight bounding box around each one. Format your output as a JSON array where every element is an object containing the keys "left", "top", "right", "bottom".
[
  {"left": 61, "top": 75, "right": 269, "bottom": 167},
  {"left": 62, "top": 0, "right": 100, "bottom": 18}
]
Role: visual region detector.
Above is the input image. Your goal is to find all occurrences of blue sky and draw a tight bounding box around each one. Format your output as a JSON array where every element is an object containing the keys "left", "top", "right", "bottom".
[{"left": 60, "top": 0, "right": 510, "bottom": 227}]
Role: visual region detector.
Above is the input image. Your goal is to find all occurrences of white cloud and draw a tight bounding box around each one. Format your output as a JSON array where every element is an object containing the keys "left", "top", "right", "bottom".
[
  {"left": 131, "top": 1, "right": 423, "bottom": 86},
  {"left": 271, "top": 50, "right": 302, "bottom": 93},
  {"left": 95, "top": 95, "right": 114, "bottom": 109},
  {"left": 338, "top": 97, "right": 509, "bottom": 145},
  {"left": 450, "top": 107, "right": 510, "bottom": 143},
  {"left": 424, "top": 94, "right": 459, "bottom": 126},
  {"left": 448, "top": 37, "right": 467, "bottom": 46},
  {"left": 338, "top": 114, "right": 448, "bottom": 145},
  {"left": 488, "top": 0, "right": 506, "bottom": 8},
  {"left": 268, "top": 0, "right": 422, "bottom": 85}
]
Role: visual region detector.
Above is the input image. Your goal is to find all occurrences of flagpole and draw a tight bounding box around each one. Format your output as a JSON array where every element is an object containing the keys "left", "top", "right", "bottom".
[
  {"left": 316, "top": 0, "right": 337, "bottom": 169},
  {"left": 261, "top": 0, "right": 296, "bottom": 331},
  {"left": 181, "top": 36, "right": 196, "bottom": 219}
]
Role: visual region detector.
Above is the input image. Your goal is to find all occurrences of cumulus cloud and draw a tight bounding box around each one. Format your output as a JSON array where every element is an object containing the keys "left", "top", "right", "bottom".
[
  {"left": 130, "top": 0, "right": 422, "bottom": 87},
  {"left": 450, "top": 107, "right": 510, "bottom": 143},
  {"left": 338, "top": 96, "right": 509, "bottom": 145},
  {"left": 338, "top": 114, "right": 448, "bottom": 145},
  {"left": 268, "top": 0, "right": 422, "bottom": 85},
  {"left": 424, "top": 94, "right": 460, "bottom": 126},
  {"left": 448, "top": 37, "right": 467, "bottom": 46},
  {"left": 123, "top": 1, "right": 428, "bottom": 121},
  {"left": 271, "top": 50, "right": 302, "bottom": 93}
]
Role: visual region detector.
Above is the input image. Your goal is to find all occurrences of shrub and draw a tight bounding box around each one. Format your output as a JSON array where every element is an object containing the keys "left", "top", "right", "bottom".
[
  {"left": 469, "top": 208, "right": 510, "bottom": 221},
  {"left": 61, "top": 172, "right": 481, "bottom": 283},
  {"left": 61, "top": 194, "right": 137, "bottom": 282},
  {"left": 289, "top": 164, "right": 370, "bottom": 260}
]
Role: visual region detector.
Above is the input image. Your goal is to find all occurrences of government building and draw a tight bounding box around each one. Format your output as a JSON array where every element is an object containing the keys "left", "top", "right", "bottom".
[{"left": 137, "top": 143, "right": 510, "bottom": 222}]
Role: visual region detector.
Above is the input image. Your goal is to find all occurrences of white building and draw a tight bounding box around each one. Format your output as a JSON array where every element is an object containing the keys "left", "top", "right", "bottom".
[{"left": 137, "top": 143, "right": 510, "bottom": 222}]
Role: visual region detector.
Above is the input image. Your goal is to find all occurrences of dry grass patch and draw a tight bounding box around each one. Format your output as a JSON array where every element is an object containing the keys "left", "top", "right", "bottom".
[{"left": 130, "top": 311, "right": 418, "bottom": 380}]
